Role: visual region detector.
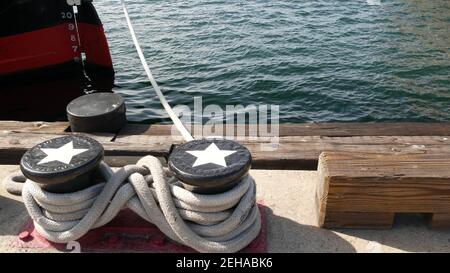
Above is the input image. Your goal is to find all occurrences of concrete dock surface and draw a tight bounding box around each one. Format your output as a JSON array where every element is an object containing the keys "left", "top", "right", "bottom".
[{"left": 1, "top": 164, "right": 450, "bottom": 253}]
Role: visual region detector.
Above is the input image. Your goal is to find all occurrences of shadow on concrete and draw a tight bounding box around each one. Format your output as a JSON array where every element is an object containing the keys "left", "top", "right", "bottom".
[
  {"left": 0, "top": 194, "right": 27, "bottom": 236},
  {"left": 337, "top": 213, "right": 450, "bottom": 253},
  {"left": 265, "top": 207, "right": 356, "bottom": 253}
]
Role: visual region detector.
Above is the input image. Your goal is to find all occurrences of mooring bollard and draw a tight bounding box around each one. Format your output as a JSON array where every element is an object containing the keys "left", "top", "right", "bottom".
[
  {"left": 168, "top": 139, "right": 252, "bottom": 194},
  {"left": 20, "top": 135, "right": 104, "bottom": 193},
  {"left": 5, "top": 135, "right": 261, "bottom": 252},
  {"left": 66, "top": 93, "right": 126, "bottom": 133}
]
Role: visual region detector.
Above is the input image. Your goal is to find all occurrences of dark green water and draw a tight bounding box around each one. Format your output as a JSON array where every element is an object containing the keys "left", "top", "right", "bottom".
[{"left": 96, "top": 0, "right": 449, "bottom": 123}]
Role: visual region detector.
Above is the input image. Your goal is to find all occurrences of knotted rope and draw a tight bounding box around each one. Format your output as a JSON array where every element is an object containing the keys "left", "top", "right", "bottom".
[{"left": 3, "top": 156, "right": 261, "bottom": 253}]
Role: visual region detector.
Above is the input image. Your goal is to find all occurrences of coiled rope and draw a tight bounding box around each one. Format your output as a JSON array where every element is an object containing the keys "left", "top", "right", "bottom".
[{"left": 3, "top": 156, "right": 261, "bottom": 253}]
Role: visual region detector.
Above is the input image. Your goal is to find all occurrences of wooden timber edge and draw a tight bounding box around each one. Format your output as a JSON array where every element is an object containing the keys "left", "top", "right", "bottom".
[
  {"left": 316, "top": 151, "right": 450, "bottom": 229},
  {"left": 1, "top": 121, "right": 450, "bottom": 169}
]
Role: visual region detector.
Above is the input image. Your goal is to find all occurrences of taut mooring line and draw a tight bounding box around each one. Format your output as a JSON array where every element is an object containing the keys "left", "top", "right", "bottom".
[{"left": 120, "top": 0, "right": 194, "bottom": 142}]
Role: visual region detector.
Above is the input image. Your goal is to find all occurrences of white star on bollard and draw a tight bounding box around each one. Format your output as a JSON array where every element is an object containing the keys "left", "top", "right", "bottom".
[
  {"left": 38, "top": 141, "right": 89, "bottom": 165},
  {"left": 186, "top": 143, "right": 237, "bottom": 167}
]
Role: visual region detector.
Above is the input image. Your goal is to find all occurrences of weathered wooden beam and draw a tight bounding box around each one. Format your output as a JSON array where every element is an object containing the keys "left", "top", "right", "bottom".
[
  {"left": 0, "top": 121, "right": 69, "bottom": 133},
  {"left": 2, "top": 129, "right": 450, "bottom": 169},
  {"left": 116, "top": 123, "right": 450, "bottom": 137},
  {"left": 3, "top": 121, "right": 450, "bottom": 137},
  {"left": 275, "top": 122, "right": 450, "bottom": 137},
  {"left": 316, "top": 152, "right": 450, "bottom": 229},
  {"left": 2, "top": 121, "right": 450, "bottom": 169},
  {"left": 113, "top": 134, "right": 450, "bottom": 169},
  {"left": 0, "top": 131, "right": 170, "bottom": 165}
]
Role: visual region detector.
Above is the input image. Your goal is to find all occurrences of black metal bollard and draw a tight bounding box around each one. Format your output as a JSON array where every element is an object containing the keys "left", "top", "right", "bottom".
[
  {"left": 168, "top": 139, "right": 252, "bottom": 194},
  {"left": 20, "top": 135, "right": 104, "bottom": 193},
  {"left": 67, "top": 93, "right": 126, "bottom": 133}
]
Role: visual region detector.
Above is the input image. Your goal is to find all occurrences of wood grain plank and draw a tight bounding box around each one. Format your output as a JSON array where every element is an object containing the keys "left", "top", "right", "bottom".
[
  {"left": 3, "top": 121, "right": 450, "bottom": 137},
  {"left": 114, "top": 134, "right": 450, "bottom": 169},
  {"left": 3, "top": 130, "right": 450, "bottom": 169},
  {"left": 0, "top": 121, "right": 69, "bottom": 133},
  {"left": 116, "top": 123, "right": 450, "bottom": 137},
  {"left": 316, "top": 152, "right": 450, "bottom": 230},
  {"left": 277, "top": 123, "right": 450, "bottom": 137},
  {"left": 0, "top": 131, "right": 169, "bottom": 165}
]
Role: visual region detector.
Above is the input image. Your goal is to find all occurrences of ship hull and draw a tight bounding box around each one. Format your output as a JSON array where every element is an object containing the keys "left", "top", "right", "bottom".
[{"left": 0, "top": 0, "right": 114, "bottom": 83}]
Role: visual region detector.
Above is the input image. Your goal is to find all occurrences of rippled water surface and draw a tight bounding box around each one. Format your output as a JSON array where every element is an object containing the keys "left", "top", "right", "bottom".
[{"left": 95, "top": 0, "right": 449, "bottom": 123}]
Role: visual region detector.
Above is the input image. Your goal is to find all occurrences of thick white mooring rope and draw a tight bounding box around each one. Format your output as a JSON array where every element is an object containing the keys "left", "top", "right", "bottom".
[
  {"left": 4, "top": 156, "right": 261, "bottom": 253},
  {"left": 120, "top": 0, "right": 194, "bottom": 142}
]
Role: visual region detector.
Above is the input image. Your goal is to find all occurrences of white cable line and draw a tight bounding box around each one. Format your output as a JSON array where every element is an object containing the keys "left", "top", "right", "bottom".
[{"left": 120, "top": 0, "right": 194, "bottom": 141}]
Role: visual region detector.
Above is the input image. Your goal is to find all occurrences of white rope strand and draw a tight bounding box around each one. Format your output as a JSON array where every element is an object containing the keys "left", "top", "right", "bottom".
[{"left": 120, "top": 0, "right": 194, "bottom": 142}]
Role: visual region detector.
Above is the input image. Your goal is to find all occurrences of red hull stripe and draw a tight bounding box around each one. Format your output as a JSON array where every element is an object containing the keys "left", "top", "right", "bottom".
[
  {"left": 0, "top": 24, "right": 81, "bottom": 75},
  {"left": 78, "top": 23, "right": 113, "bottom": 68}
]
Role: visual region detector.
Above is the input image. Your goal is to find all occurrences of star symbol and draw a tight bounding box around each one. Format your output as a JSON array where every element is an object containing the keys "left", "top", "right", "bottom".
[
  {"left": 38, "top": 141, "right": 89, "bottom": 165},
  {"left": 186, "top": 143, "right": 237, "bottom": 167}
]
